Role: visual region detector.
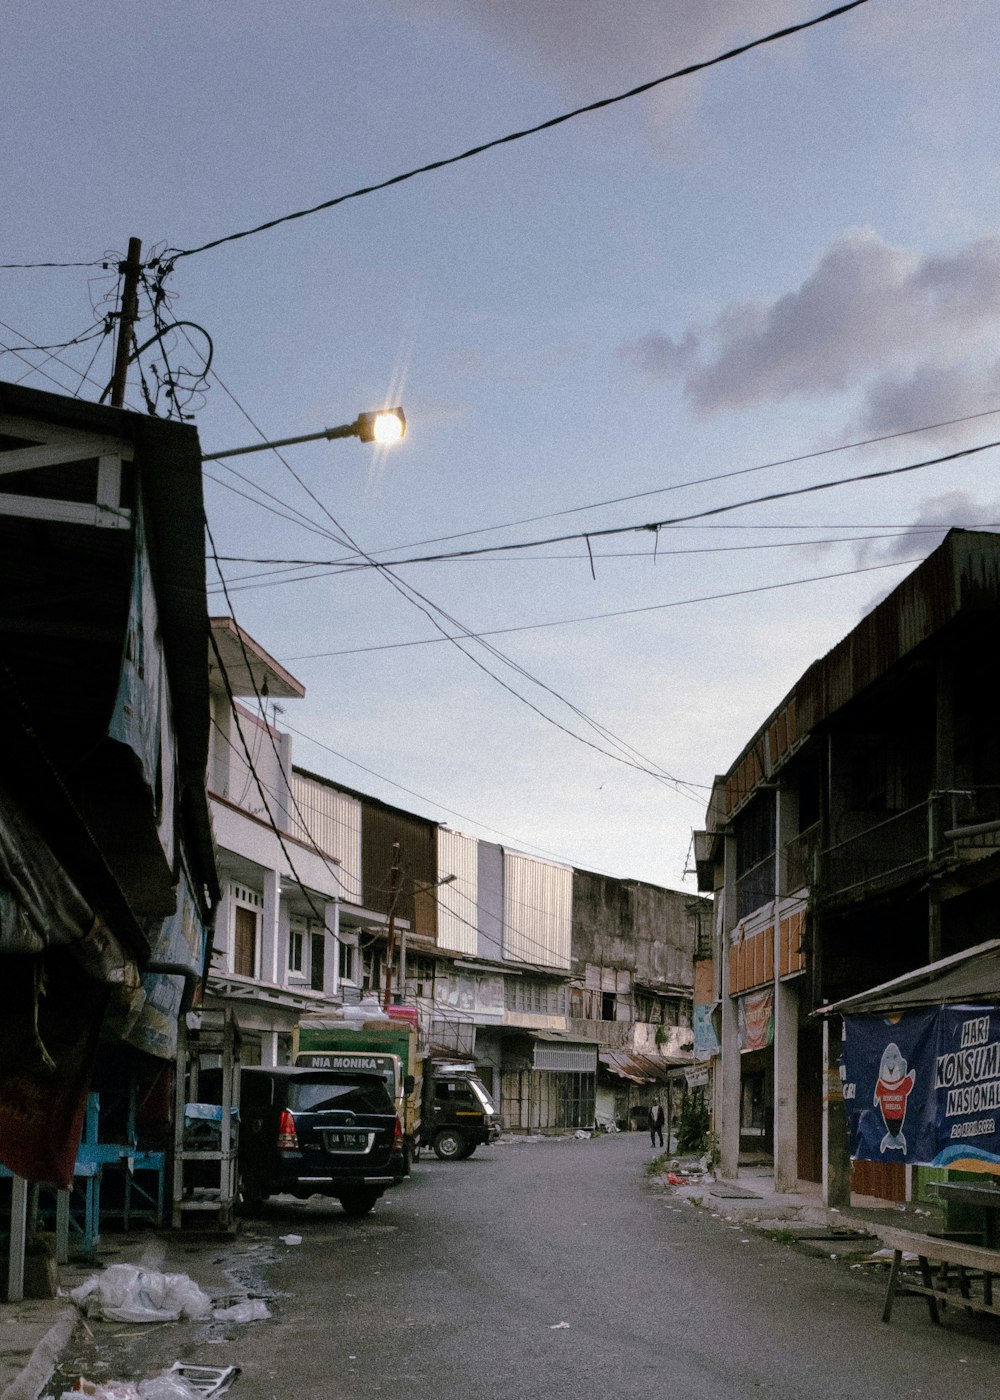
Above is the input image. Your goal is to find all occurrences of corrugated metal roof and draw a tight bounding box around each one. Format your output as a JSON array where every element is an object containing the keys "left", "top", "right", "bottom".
[
  {"left": 599, "top": 1049, "right": 691, "bottom": 1083},
  {"left": 715, "top": 530, "right": 1000, "bottom": 822}
]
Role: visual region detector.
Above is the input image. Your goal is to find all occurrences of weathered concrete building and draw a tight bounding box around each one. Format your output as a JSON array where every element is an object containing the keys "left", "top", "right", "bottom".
[
  {"left": 694, "top": 529, "right": 1000, "bottom": 1203},
  {"left": 570, "top": 867, "right": 710, "bottom": 1131}
]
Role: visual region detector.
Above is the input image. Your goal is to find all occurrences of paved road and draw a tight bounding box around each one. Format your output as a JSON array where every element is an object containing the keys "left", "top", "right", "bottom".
[{"left": 67, "top": 1134, "right": 1000, "bottom": 1399}]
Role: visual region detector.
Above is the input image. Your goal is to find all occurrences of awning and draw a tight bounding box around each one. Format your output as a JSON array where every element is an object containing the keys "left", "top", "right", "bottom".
[
  {"left": 599, "top": 1050, "right": 692, "bottom": 1085},
  {"left": 531, "top": 1032, "right": 598, "bottom": 1073},
  {"left": 818, "top": 939, "right": 1000, "bottom": 1016}
]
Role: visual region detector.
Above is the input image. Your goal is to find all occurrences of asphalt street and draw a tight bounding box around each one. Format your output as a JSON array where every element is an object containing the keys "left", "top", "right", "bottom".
[{"left": 63, "top": 1133, "right": 1000, "bottom": 1400}]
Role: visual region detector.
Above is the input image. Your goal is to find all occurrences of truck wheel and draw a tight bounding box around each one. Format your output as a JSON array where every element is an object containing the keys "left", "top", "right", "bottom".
[
  {"left": 457, "top": 1143, "right": 477, "bottom": 1159},
  {"left": 339, "top": 1189, "right": 380, "bottom": 1217},
  {"left": 433, "top": 1129, "right": 465, "bottom": 1161}
]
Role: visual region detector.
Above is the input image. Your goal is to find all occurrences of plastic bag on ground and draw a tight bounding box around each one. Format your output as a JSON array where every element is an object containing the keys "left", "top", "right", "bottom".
[
  {"left": 57, "top": 1382, "right": 141, "bottom": 1399},
  {"left": 138, "top": 1374, "right": 205, "bottom": 1400},
  {"left": 55, "top": 1372, "right": 206, "bottom": 1400},
  {"left": 212, "top": 1298, "right": 271, "bottom": 1322},
  {"left": 71, "top": 1264, "right": 213, "bottom": 1323}
]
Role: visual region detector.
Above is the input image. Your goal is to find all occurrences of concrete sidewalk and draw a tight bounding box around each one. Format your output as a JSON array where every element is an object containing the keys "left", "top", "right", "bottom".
[{"left": 658, "top": 1158, "right": 948, "bottom": 1241}]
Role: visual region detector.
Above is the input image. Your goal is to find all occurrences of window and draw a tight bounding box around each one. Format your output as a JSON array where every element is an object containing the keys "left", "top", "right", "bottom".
[
  {"left": 406, "top": 955, "right": 435, "bottom": 998},
  {"left": 601, "top": 991, "right": 617, "bottom": 1021},
  {"left": 234, "top": 905, "right": 258, "bottom": 978},
  {"left": 286, "top": 1077, "right": 393, "bottom": 1115},
  {"left": 735, "top": 792, "right": 776, "bottom": 877},
  {"left": 310, "top": 931, "right": 325, "bottom": 992},
  {"left": 339, "top": 931, "right": 360, "bottom": 985},
  {"left": 288, "top": 918, "right": 305, "bottom": 975},
  {"left": 504, "top": 978, "right": 567, "bottom": 1017}
]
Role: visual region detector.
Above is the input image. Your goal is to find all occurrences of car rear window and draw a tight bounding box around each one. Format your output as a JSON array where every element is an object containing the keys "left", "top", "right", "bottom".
[{"left": 287, "top": 1078, "right": 393, "bottom": 1115}]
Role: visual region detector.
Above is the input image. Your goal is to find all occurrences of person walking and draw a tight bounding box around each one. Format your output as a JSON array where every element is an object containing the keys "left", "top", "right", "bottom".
[{"left": 649, "top": 1100, "right": 665, "bottom": 1149}]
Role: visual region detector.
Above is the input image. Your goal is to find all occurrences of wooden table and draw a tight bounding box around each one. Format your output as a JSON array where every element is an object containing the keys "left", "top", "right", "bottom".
[{"left": 874, "top": 1223, "right": 1000, "bottom": 1325}]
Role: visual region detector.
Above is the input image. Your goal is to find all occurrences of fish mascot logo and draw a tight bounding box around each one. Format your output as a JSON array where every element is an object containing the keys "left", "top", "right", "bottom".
[{"left": 873, "top": 1042, "right": 916, "bottom": 1154}]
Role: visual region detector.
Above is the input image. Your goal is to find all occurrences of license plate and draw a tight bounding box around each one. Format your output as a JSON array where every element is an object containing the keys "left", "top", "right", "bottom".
[{"left": 323, "top": 1131, "right": 369, "bottom": 1150}]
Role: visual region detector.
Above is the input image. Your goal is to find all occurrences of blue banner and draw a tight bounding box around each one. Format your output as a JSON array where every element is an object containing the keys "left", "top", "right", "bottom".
[{"left": 841, "top": 1006, "right": 1000, "bottom": 1172}]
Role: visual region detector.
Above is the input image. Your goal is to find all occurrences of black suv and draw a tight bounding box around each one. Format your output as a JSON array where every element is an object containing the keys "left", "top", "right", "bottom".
[{"left": 228, "top": 1066, "right": 405, "bottom": 1216}]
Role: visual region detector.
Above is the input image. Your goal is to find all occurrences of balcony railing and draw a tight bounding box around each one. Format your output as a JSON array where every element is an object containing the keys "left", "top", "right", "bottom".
[
  {"left": 817, "top": 788, "right": 1000, "bottom": 903},
  {"left": 735, "top": 854, "right": 776, "bottom": 921},
  {"left": 782, "top": 822, "right": 821, "bottom": 895}
]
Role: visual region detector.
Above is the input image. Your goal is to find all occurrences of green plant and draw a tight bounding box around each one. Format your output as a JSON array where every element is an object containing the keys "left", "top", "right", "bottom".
[
  {"left": 704, "top": 1130, "right": 720, "bottom": 1170},
  {"left": 676, "top": 1090, "right": 710, "bottom": 1154}
]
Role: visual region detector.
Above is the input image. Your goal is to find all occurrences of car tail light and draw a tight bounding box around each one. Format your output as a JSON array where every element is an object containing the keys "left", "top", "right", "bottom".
[
  {"left": 392, "top": 1115, "right": 403, "bottom": 1148},
  {"left": 277, "top": 1109, "right": 299, "bottom": 1151}
]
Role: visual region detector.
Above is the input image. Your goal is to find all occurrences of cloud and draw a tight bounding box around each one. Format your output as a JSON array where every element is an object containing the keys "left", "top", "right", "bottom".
[
  {"left": 619, "top": 228, "right": 1000, "bottom": 419},
  {"left": 855, "top": 358, "right": 1000, "bottom": 440},
  {"left": 397, "top": 0, "right": 801, "bottom": 86},
  {"left": 393, "top": 0, "right": 809, "bottom": 153},
  {"left": 852, "top": 492, "right": 1000, "bottom": 571},
  {"left": 619, "top": 330, "right": 698, "bottom": 381}
]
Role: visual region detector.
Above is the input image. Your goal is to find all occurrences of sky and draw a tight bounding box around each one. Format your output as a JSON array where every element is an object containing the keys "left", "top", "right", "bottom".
[{"left": 5, "top": 0, "right": 1000, "bottom": 892}]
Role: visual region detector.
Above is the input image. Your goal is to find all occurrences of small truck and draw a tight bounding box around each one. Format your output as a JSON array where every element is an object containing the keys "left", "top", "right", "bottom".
[
  {"left": 293, "top": 1019, "right": 502, "bottom": 1164},
  {"left": 419, "top": 1058, "right": 501, "bottom": 1160},
  {"left": 294, "top": 1018, "right": 422, "bottom": 1173}
]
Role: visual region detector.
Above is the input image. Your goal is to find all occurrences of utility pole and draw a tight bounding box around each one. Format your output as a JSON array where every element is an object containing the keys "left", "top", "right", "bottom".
[
  {"left": 382, "top": 842, "right": 403, "bottom": 1011},
  {"left": 109, "top": 237, "right": 143, "bottom": 408}
]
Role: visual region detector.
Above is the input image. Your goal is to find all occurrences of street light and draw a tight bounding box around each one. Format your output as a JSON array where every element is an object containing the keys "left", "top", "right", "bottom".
[{"left": 202, "top": 407, "right": 406, "bottom": 462}]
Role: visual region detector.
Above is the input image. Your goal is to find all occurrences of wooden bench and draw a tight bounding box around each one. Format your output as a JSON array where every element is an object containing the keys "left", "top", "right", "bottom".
[{"left": 874, "top": 1224, "right": 1000, "bottom": 1325}]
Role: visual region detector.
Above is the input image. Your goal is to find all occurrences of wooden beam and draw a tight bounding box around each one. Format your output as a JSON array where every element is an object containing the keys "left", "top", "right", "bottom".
[
  {"left": 0, "top": 490, "right": 131, "bottom": 529},
  {"left": 0, "top": 439, "right": 132, "bottom": 477}
]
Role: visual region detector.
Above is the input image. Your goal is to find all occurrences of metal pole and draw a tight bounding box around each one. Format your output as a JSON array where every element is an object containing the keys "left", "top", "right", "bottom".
[
  {"left": 382, "top": 843, "right": 403, "bottom": 1011},
  {"left": 109, "top": 237, "right": 143, "bottom": 408},
  {"left": 201, "top": 421, "right": 361, "bottom": 462},
  {"left": 6, "top": 1175, "right": 28, "bottom": 1301}
]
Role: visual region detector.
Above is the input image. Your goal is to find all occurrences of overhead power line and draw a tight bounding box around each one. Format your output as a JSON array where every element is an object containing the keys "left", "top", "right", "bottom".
[
  {"left": 302, "top": 399, "right": 1000, "bottom": 561},
  {"left": 0, "top": 258, "right": 107, "bottom": 270},
  {"left": 154, "top": 0, "right": 870, "bottom": 265},
  {"left": 284, "top": 556, "right": 928, "bottom": 659},
  {"left": 211, "top": 527, "right": 985, "bottom": 595},
  {"left": 211, "top": 434, "right": 1000, "bottom": 580},
  {"left": 201, "top": 389, "right": 1000, "bottom": 586},
  {"left": 207, "top": 528, "right": 356, "bottom": 911},
  {"left": 282, "top": 720, "right": 706, "bottom": 869},
  {"left": 204, "top": 374, "right": 700, "bottom": 794}
]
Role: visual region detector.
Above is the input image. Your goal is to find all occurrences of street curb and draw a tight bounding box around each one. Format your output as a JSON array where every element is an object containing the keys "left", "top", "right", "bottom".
[{"left": 1, "top": 1308, "right": 77, "bottom": 1400}]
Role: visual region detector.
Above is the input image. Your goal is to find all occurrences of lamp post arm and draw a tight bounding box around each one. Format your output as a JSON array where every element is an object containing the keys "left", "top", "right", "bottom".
[{"left": 202, "top": 420, "right": 361, "bottom": 462}]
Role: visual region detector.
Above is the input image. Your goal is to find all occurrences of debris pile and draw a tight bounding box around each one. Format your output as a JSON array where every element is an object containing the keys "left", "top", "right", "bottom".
[
  {"left": 69, "top": 1265, "right": 270, "bottom": 1326},
  {"left": 54, "top": 1364, "right": 239, "bottom": 1400}
]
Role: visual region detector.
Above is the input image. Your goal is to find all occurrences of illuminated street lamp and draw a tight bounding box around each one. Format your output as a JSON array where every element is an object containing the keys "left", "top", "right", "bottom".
[{"left": 202, "top": 406, "right": 406, "bottom": 461}]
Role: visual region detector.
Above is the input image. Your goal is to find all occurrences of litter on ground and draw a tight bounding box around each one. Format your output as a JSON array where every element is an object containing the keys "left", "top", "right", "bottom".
[{"left": 70, "top": 1264, "right": 271, "bottom": 1325}]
